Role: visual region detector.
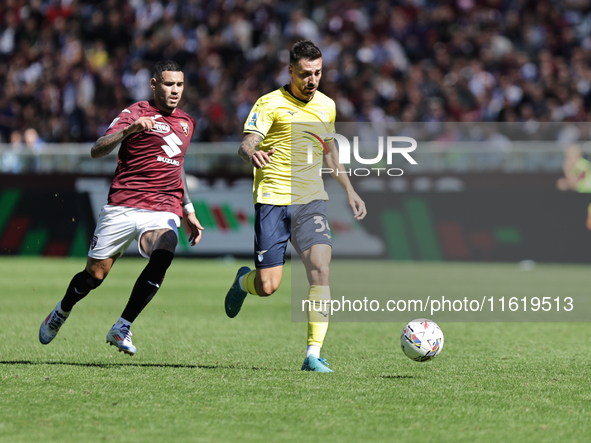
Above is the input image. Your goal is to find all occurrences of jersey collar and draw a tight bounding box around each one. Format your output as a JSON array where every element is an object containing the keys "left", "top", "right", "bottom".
[
  {"left": 149, "top": 100, "right": 176, "bottom": 116},
  {"left": 283, "top": 84, "right": 314, "bottom": 105}
]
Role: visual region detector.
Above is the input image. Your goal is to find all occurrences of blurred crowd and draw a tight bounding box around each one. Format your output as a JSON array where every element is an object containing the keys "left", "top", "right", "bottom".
[{"left": 1, "top": 0, "right": 591, "bottom": 146}]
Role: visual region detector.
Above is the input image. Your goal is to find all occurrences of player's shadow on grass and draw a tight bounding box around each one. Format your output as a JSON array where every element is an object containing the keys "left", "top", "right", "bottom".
[{"left": 0, "top": 360, "right": 268, "bottom": 370}]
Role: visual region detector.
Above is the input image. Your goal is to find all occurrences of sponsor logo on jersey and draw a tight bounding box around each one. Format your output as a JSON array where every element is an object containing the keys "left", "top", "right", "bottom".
[
  {"left": 161, "top": 133, "right": 183, "bottom": 157},
  {"left": 122, "top": 109, "right": 131, "bottom": 113},
  {"left": 151, "top": 122, "right": 171, "bottom": 134},
  {"left": 90, "top": 235, "right": 98, "bottom": 250},
  {"left": 180, "top": 121, "right": 189, "bottom": 136},
  {"left": 107, "top": 117, "right": 120, "bottom": 129},
  {"left": 157, "top": 156, "right": 180, "bottom": 166}
]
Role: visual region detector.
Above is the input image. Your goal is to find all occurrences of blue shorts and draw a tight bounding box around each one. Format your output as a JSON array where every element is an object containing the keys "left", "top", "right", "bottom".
[{"left": 254, "top": 200, "right": 332, "bottom": 269}]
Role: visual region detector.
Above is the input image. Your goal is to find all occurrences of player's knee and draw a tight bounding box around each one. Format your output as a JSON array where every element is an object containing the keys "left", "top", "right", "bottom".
[
  {"left": 258, "top": 280, "right": 279, "bottom": 297},
  {"left": 142, "top": 229, "right": 177, "bottom": 256},
  {"left": 86, "top": 266, "right": 109, "bottom": 281},
  {"left": 76, "top": 269, "right": 104, "bottom": 294},
  {"left": 309, "top": 263, "right": 330, "bottom": 282},
  {"left": 154, "top": 230, "right": 178, "bottom": 252}
]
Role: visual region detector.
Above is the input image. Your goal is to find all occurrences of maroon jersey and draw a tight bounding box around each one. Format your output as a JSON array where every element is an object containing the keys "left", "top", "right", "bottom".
[{"left": 104, "top": 101, "right": 195, "bottom": 218}]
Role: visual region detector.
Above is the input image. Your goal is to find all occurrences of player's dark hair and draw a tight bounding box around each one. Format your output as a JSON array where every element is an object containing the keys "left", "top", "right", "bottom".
[
  {"left": 152, "top": 60, "right": 182, "bottom": 80},
  {"left": 290, "top": 40, "right": 322, "bottom": 66}
]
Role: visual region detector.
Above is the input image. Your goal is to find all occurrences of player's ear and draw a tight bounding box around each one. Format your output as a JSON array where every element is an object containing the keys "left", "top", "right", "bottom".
[{"left": 150, "top": 78, "right": 157, "bottom": 90}]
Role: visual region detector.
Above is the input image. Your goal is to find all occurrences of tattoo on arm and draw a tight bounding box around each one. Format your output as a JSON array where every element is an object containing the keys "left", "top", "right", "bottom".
[
  {"left": 90, "top": 130, "right": 130, "bottom": 158},
  {"left": 238, "top": 133, "right": 263, "bottom": 163}
]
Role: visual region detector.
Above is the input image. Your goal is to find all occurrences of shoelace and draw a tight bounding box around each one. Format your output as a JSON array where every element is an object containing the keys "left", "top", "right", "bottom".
[
  {"left": 48, "top": 311, "right": 66, "bottom": 330},
  {"left": 119, "top": 328, "right": 133, "bottom": 343}
]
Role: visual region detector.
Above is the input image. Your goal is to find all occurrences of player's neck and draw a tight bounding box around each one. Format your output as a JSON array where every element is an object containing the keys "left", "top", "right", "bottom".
[
  {"left": 157, "top": 106, "right": 176, "bottom": 115},
  {"left": 287, "top": 83, "right": 314, "bottom": 103},
  {"left": 151, "top": 99, "right": 177, "bottom": 115}
]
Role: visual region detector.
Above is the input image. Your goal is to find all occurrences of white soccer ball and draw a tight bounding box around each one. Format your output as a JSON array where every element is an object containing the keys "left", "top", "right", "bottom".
[{"left": 400, "top": 318, "right": 444, "bottom": 362}]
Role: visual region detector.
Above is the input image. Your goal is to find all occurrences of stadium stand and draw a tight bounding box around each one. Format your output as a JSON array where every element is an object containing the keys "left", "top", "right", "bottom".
[{"left": 0, "top": 0, "right": 590, "bottom": 146}]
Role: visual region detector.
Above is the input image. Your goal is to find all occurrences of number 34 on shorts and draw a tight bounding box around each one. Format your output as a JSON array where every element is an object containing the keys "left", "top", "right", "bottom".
[
  {"left": 291, "top": 200, "right": 332, "bottom": 254},
  {"left": 313, "top": 215, "right": 330, "bottom": 234}
]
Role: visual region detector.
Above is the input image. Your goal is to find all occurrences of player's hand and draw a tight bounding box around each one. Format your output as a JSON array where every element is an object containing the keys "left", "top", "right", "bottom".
[
  {"left": 185, "top": 212, "right": 204, "bottom": 246},
  {"left": 250, "top": 148, "right": 275, "bottom": 168},
  {"left": 348, "top": 191, "right": 367, "bottom": 220},
  {"left": 127, "top": 116, "right": 156, "bottom": 134},
  {"left": 556, "top": 177, "right": 568, "bottom": 191}
]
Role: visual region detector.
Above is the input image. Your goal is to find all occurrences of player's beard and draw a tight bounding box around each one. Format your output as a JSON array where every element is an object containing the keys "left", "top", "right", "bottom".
[
  {"left": 161, "top": 96, "right": 179, "bottom": 112},
  {"left": 298, "top": 83, "right": 317, "bottom": 100}
]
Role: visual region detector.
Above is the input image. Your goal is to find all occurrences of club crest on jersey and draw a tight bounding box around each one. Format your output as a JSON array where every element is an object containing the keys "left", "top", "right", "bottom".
[
  {"left": 256, "top": 250, "right": 267, "bottom": 262},
  {"left": 180, "top": 121, "right": 189, "bottom": 137},
  {"left": 151, "top": 122, "right": 171, "bottom": 134},
  {"left": 320, "top": 110, "right": 329, "bottom": 123}
]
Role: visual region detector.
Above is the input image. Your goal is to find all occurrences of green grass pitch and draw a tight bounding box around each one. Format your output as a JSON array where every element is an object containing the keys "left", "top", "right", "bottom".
[{"left": 0, "top": 257, "right": 590, "bottom": 443}]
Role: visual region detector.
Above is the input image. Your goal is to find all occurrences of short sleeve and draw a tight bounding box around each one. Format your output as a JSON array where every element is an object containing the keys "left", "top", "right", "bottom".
[
  {"left": 104, "top": 107, "right": 138, "bottom": 136},
  {"left": 324, "top": 101, "right": 337, "bottom": 142},
  {"left": 243, "top": 98, "right": 275, "bottom": 138}
]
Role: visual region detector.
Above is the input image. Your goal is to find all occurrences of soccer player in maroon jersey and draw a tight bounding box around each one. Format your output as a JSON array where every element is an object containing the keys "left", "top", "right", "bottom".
[{"left": 39, "top": 60, "right": 203, "bottom": 355}]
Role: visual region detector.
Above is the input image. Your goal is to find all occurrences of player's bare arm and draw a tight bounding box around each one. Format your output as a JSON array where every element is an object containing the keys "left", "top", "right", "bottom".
[
  {"left": 91, "top": 116, "right": 156, "bottom": 158},
  {"left": 181, "top": 168, "right": 193, "bottom": 210},
  {"left": 324, "top": 139, "right": 367, "bottom": 220},
  {"left": 238, "top": 133, "right": 275, "bottom": 168},
  {"left": 181, "top": 168, "right": 204, "bottom": 246}
]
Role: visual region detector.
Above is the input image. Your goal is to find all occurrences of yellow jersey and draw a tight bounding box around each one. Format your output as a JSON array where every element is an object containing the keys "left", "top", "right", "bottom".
[
  {"left": 243, "top": 85, "right": 336, "bottom": 205},
  {"left": 573, "top": 157, "right": 591, "bottom": 192}
]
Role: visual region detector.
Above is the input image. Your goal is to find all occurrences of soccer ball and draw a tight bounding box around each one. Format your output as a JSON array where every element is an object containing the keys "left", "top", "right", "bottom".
[{"left": 400, "top": 318, "right": 444, "bottom": 362}]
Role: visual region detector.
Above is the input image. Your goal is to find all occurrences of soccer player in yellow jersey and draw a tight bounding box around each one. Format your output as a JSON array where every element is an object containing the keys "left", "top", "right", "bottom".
[
  {"left": 557, "top": 144, "right": 591, "bottom": 229},
  {"left": 224, "top": 40, "right": 367, "bottom": 372},
  {"left": 557, "top": 144, "right": 591, "bottom": 193}
]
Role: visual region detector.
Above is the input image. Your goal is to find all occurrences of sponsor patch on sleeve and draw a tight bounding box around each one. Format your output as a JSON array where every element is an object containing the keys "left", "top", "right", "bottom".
[{"left": 248, "top": 112, "right": 258, "bottom": 127}]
